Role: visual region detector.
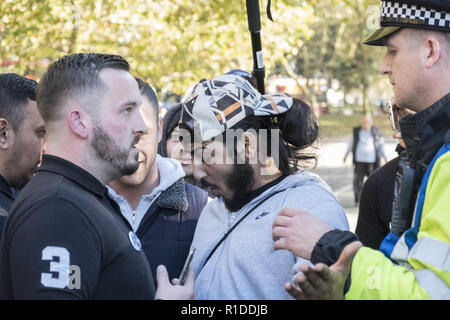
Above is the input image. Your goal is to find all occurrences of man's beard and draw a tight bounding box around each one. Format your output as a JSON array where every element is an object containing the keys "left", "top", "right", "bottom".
[
  {"left": 91, "top": 123, "right": 140, "bottom": 177},
  {"left": 223, "top": 163, "right": 255, "bottom": 212}
]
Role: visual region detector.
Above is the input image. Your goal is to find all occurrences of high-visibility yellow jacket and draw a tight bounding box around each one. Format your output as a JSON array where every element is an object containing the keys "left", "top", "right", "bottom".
[{"left": 346, "top": 146, "right": 450, "bottom": 299}]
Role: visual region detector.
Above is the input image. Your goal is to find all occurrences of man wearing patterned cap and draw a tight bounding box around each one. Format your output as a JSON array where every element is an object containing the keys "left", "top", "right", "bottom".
[
  {"left": 179, "top": 74, "right": 349, "bottom": 299},
  {"left": 272, "top": 0, "right": 450, "bottom": 299}
]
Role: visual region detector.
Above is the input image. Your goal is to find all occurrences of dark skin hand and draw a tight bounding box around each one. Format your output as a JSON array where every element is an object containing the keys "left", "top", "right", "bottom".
[{"left": 285, "top": 241, "right": 363, "bottom": 300}]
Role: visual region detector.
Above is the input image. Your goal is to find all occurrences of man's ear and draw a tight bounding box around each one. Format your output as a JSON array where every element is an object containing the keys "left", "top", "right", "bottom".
[
  {"left": 67, "top": 109, "right": 89, "bottom": 139},
  {"left": 238, "top": 132, "right": 258, "bottom": 164},
  {"left": 0, "top": 119, "right": 12, "bottom": 150},
  {"left": 425, "top": 36, "right": 441, "bottom": 69},
  {"left": 156, "top": 115, "right": 163, "bottom": 144}
]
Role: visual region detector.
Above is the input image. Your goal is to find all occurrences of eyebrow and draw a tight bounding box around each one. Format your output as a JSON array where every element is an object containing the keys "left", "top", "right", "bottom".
[
  {"left": 120, "top": 101, "right": 139, "bottom": 108},
  {"left": 385, "top": 39, "right": 397, "bottom": 48}
]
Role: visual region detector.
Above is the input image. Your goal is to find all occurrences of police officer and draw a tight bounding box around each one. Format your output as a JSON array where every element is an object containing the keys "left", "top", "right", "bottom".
[
  {"left": 0, "top": 53, "right": 194, "bottom": 299},
  {"left": 272, "top": 0, "right": 450, "bottom": 299}
]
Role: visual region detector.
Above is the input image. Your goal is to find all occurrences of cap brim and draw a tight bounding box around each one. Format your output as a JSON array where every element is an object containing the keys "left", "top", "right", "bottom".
[{"left": 363, "top": 27, "right": 401, "bottom": 46}]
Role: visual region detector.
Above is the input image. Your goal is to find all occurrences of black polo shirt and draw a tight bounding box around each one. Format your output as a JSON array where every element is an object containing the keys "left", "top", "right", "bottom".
[{"left": 0, "top": 155, "right": 155, "bottom": 299}]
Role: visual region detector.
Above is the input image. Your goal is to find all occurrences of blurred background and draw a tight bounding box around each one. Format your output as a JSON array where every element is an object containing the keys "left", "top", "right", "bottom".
[{"left": 0, "top": 0, "right": 398, "bottom": 230}]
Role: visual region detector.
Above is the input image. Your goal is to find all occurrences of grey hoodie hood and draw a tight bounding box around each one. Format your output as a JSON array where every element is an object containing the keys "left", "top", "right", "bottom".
[{"left": 107, "top": 155, "right": 186, "bottom": 231}]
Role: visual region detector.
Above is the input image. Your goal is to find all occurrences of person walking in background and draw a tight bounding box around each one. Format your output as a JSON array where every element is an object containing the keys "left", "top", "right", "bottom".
[{"left": 343, "top": 114, "right": 387, "bottom": 206}]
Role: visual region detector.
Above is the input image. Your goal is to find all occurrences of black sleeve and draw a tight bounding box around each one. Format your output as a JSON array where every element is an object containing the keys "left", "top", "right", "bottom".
[
  {"left": 356, "top": 158, "right": 398, "bottom": 249},
  {"left": 311, "top": 230, "right": 359, "bottom": 266},
  {"left": 355, "top": 175, "right": 387, "bottom": 249},
  {"left": 6, "top": 198, "right": 102, "bottom": 299},
  {"left": 310, "top": 229, "right": 360, "bottom": 294}
]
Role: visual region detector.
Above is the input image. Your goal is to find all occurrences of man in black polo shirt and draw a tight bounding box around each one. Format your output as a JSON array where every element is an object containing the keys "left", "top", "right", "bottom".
[
  {"left": 0, "top": 74, "right": 46, "bottom": 230},
  {"left": 0, "top": 53, "right": 194, "bottom": 299}
]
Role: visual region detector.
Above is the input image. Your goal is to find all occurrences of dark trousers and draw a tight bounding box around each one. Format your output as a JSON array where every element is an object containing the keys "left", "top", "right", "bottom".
[{"left": 353, "top": 162, "right": 378, "bottom": 203}]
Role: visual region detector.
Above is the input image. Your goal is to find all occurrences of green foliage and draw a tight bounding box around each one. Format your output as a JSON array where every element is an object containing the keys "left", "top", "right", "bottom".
[
  {"left": 0, "top": 0, "right": 387, "bottom": 102},
  {"left": 319, "top": 111, "right": 393, "bottom": 139}
]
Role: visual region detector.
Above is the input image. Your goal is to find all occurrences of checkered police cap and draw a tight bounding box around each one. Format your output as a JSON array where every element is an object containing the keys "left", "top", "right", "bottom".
[
  {"left": 180, "top": 74, "right": 293, "bottom": 142},
  {"left": 365, "top": 0, "right": 450, "bottom": 46}
]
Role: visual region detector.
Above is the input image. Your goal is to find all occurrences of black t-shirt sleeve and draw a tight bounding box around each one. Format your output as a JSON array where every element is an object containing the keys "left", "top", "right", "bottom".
[
  {"left": 6, "top": 198, "right": 102, "bottom": 299},
  {"left": 355, "top": 158, "right": 398, "bottom": 249},
  {"left": 355, "top": 176, "right": 387, "bottom": 249}
]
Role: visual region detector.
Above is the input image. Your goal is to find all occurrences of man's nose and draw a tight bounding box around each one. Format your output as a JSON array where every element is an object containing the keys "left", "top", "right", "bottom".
[
  {"left": 379, "top": 56, "right": 391, "bottom": 76},
  {"left": 134, "top": 113, "right": 148, "bottom": 135},
  {"left": 40, "top": 139, "right": 47, "bottom": 155}
]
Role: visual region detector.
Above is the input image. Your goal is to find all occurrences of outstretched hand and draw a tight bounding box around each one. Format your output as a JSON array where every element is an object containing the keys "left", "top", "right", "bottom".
[
  {"left": 285, "top": 241, "right": 362, "bottom": 300},
  {"left": 154, "top": 265, "right": 195, "bottom": 300}
]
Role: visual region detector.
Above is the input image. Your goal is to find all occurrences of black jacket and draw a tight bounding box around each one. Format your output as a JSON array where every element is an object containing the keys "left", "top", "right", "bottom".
[
  {"left": 135, "top": 178, "right": 208, "bottom": 284},
  {"left": 356, "top": 156, "right": 400, "bottom": 249}
]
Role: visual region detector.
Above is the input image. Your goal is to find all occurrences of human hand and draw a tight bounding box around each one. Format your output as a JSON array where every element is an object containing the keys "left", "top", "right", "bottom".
[
  {"left": 272, "top": 207, "right": 333, "bottom": 260},
  {"left": 285, "top": 241, "right": 362, "bottom": 300},
  {"left": 154, "top": 265, "right": 195, "bottom": 300}
]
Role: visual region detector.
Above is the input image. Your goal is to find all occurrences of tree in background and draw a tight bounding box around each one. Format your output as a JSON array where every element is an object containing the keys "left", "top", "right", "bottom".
[{"left": 0, "top": 0, "right": 388, "bottom": 107}]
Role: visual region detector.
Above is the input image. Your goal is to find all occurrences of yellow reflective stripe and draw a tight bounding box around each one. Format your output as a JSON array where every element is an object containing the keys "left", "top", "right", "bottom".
[
  {"left": 409, "top": 237, "right": 450, "bottom": 271},
  {"left": 414, "top": 269, "right": 450, "bottom": 300}
]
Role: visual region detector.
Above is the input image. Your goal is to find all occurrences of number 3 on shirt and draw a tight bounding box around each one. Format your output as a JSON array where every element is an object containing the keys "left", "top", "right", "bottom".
[{"left": 41, "top": 246, "right": 70, "bottom": 289}]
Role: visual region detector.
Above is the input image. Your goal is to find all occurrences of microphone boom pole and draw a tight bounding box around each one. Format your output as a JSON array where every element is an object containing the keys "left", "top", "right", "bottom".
[{"left": 246, "top": 0, "right": 266, "bottom": 94}]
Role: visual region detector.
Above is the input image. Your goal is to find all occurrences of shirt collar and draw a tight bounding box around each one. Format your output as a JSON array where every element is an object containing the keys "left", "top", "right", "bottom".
[
  {"left": 38, "top": 154, "right": 108, "bottom": 198},
  {"left": 400, "top": 92, "right": 450, "bottom": 165}
]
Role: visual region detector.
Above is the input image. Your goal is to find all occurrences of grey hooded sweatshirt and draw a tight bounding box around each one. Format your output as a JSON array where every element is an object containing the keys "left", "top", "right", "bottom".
[{"left": 190, "top": 171, "right": 349, "bottom": 300}]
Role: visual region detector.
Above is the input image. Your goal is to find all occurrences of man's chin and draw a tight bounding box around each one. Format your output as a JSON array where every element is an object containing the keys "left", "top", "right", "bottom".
[
  {"left": 116, "top": 157, "right": 140, "bottom": 177},
  {"left": 223, "top": 195, "right": 249, "bottom": 213},
  {"left": 119, "top": 165, "right": 147, "bottom": 186}
]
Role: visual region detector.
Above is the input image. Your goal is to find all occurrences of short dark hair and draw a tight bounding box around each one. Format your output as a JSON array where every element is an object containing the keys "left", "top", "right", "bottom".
[
  {"left": 135, "top": 77, "right": 159, "bottom": 117},
  {"left": 36, "top": 53, "right": 130, "bottom": 123},
  {"left": 0, "top": 73, "right": 37, "bottom": 132}
]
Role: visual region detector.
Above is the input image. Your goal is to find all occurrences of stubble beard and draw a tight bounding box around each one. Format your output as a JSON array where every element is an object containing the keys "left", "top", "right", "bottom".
[{"left": 91, "top": 122, "right": 139, "bottom": 179}]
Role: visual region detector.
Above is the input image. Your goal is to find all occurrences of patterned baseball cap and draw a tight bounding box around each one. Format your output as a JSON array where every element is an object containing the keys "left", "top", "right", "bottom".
[
  {"left": 180, "top": 74, "right": 293, "bottom": 142},
  {"left": 364, "top": 0, "right": 450, "bottom": 46}
]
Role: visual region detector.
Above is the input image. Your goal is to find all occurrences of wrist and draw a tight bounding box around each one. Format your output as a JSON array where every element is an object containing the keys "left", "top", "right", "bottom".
[{"left": 311, "top": 229, "right": 359, "bottom": 265}]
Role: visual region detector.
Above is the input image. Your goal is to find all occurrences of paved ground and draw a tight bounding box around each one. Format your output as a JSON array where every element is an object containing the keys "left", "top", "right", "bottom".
[{"left": 310, "top": 136, "right": 398, "bottom": 232}]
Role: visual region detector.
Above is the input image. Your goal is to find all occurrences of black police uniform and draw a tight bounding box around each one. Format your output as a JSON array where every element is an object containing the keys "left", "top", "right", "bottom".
[{"left": 0, "top": 155, "right": 155, "bottom": 299}]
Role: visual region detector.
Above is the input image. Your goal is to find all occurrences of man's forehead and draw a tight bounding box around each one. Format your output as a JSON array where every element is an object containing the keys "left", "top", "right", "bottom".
[
  {"left": 99, "top": 68, "right": 138, "bottom": 92},
  {"left": 99, "top": 69, "right": 141, "bottom": 103},
  {"left": 385, "top": 29, "right": 404, "bottom": 47}
]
